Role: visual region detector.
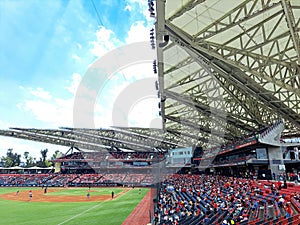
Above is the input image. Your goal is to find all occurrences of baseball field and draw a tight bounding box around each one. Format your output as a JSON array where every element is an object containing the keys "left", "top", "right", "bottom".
[{"left": 0, "top": 187, "right": 150, "bottom": 225}]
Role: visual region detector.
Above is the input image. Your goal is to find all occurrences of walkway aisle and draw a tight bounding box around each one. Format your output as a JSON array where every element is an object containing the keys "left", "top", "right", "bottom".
[{"left": 122, "top": 190, "right": 152, "bottom": 225}]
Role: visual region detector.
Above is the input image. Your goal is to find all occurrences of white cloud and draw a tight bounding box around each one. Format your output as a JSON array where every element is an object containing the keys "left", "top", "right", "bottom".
[
  {"left": 125, "top": 21, "right": 149, "bottom": 44},
  {"left": 121, "top": 63, "right": 153, "bottom": 80},
  {"left": 128, "top": 98, "right": 161, "bottom": 128},
  {"left": 89, "top": 26, "right": 121, "bottom": 58},
  {"left": 0, "top": 0, "right": 160, "bottom": 160},
  {"left": 72, "top": 53, "right": 81, "bottom": 62},
  {"left": 15, "top": 0, "right": 159, "bottom": 131},
  {"left": 29, "top": 87, "right": 52, "bottom": 100},
  {"left": 65, "top": 73, "right": 82, "bottom": 95},
  {"left": 76, "top": 43, "right": 82, "bottom": 49},
  {"left": 89, "top": 0, "right": 153, "bottom": 58},
  {"left": 21, "top": 98, "right": 72, "bottom": 127},
  {"left": 17, "top": 75, "right": 79, "bottom": 127},
  {"left": 125, "top": 0, "right": 154, "bottom": 25},
  {"left": 124, "top": 5, "right": 132, "bottom": 12}
]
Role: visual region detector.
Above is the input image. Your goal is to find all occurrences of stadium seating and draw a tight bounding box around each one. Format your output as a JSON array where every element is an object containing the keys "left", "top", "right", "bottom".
[{"left": 155, "top": 174, "right": 300, "bottom": 225}]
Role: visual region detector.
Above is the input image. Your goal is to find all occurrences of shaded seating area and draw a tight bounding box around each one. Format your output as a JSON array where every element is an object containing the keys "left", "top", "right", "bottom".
[{"left": 155, "top": 174, "right": 300, "bottom": 225}]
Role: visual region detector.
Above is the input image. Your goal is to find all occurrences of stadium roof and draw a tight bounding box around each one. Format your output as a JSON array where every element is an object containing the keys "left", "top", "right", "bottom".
[
  {"left": 0, "top": 0, "right": 300, "bottom": 152},
  {"left": 0, "top": 127, "right": 185, "bottom": 152},
  {"left": 155, "top": 0, "right": 300, "bottom": 149}
]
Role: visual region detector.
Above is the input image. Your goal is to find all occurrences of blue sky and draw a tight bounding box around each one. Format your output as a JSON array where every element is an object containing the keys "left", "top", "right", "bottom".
[{"left": 0, "top": 0, "right": 160, "bottom": 160}]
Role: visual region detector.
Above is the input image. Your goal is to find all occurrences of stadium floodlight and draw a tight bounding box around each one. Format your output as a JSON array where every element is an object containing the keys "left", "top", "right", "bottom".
[
  {"left": 148, "top": 0, "right": 155, "bottom": 17},
  {"left": 155, "top": 80, "right": 159, "bottom": 90},
  {"left": 150, "top": 28, "right": 156, "bottom": 49},
  {"left": 153, "top": 60, "right": 157, "bottom": 74},
  {"left": 148, "top": 1, "right": 154, "bottom": 11}
]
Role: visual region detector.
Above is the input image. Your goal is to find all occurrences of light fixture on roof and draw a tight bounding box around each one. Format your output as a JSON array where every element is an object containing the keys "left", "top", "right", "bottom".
[
  {"left": 153, "top": 59, "right": 157, "bottom": 74},
  {"left": 150, "top": 28, "right": 155, "bottom": 49},
  {"left": 155, "top": 80, "right": 159, "bottom": 90},
  {"left": 148, "top": 0, "right": 155, "bottom": 18}
]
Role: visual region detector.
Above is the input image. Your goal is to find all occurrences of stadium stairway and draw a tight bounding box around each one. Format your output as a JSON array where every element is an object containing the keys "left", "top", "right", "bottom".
[
  {"left": 267, "top": 204, "right": 275, "bottom": 219},
  {"left": 279, "top": 206, "right": 286, "bottom": 217},
  {"left": 258, "top": 205, "right": 265, "bottom": 220},
  {"left": 258, "top": 120, "right": 284, "bottom": 146},
  {"left": 291, "top": 197, "right": 300, "bottom": 213},
  {"left": 248, "top": 208, "right": 256, "bottom": 221}
]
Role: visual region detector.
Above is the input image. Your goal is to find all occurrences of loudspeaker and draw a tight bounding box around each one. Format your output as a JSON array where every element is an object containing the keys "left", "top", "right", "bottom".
[{"left": 163, "top": 35, "right": 169, "bottom": 42}]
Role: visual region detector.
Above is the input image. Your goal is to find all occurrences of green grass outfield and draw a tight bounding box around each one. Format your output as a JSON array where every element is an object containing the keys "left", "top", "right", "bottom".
[{"left": 0, "top": 187, "right": 149, "bottom": 225}]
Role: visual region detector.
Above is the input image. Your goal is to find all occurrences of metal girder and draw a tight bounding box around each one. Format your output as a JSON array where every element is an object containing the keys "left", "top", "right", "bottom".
[
  {"left": 8, "top": 127, "right": 184, "bottom": 152},
  {"left": 164, "top": 57, "right": 194, "bottom": 75},
  {"left": 164, "top": 21, "right": 300, "bottom": 128},
  {"left": 164, "top": 65, "right": 263, "bottom": 128},
  {"left": 165, "top": 114, "right": 234, "bottom": 140},
  {"left": 156, "top": 0, "right": 300, "bottom": 149},
  {"left": 164, "top": 90, "right": 255, "bottom": 133},
  {"left": 167, "top": 0, "right": 206, "bottom": 22},
  {"left": 1, "top": 0, "right": 299, "bottom": 154},
  {"left": 166, "top": 21, "right": 300, "bottom": 96},
  {"left": 194, "top": 38, "right": 300, "bottom": 95},
  {"left": 10, "top": 127, "right": 145, "bottom": 151},
  {"left": 62, "top": 129, "right": 156, "bottom": 151},
  {"left": 211, "top": 75, "right": 277, "bottom": 126},
  {"left": 108, "top": 127, "right": 182, "bottom": 147},
  {"left": 0, "top": 129, "right": 108, "bottom": 151},
  {"left": 281, "top": 0, "right": 300, "bottom": 64},
  {"left": 193, "top": 0, "right": 279, "bottom": 39},
  {"left": 109, "top": 127, "right": 185, "bottom": 148}
]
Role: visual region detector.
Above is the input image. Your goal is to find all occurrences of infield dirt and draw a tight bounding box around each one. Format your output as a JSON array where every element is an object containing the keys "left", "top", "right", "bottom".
[{"left": 0, "top": 188, "right": 129, "bottom": 202}]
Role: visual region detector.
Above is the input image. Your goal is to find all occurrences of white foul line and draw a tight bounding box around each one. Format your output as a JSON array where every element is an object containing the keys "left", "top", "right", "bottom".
[
  {"left": 57, "top": 189, "right": 130, "bottom": 225},
  {"left": 57, "top": 199, "right": 109, "bottom": 225}
]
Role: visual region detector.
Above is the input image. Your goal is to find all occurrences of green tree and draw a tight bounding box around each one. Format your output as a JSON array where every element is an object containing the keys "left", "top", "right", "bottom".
[
  {"left": 23, "top": 151, "right": 29, "bottom": 167},
  {"left": 1, "top": 148, "right": 21, "bottom": 167},
  {"left": 45, "top": 159, "right": 52, "bottom": 167},
  {"left": 40, "top": 149, "right": 48, "bottom": 167},
  {"left": 51, "top": 150, "right": 63, "bottom": 160},
  {"left": 26, "top": 156, "right": 36, "bottom": 167}
]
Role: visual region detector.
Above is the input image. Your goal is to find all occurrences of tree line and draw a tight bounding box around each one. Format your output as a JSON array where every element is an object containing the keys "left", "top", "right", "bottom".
[{"left": 0, "top": 148, "right": 63, "bottom": 168}]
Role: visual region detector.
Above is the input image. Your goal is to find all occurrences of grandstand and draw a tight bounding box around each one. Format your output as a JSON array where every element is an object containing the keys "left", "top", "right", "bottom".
[{"left": 1, "top": 0, "right": 300, "bottom": 224}]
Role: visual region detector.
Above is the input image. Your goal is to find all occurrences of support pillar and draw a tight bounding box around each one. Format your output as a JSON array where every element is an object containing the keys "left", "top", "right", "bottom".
[{"left": 268, "top": 146, "right": 284, "bottom": 180}]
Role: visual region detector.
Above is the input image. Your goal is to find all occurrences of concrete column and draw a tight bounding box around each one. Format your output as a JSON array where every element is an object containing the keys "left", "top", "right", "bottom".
[{"left": 268, "top": 146, "right": 284, "bottom": 180}]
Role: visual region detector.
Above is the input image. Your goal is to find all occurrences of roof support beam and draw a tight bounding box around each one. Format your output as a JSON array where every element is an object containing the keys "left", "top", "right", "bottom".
[
  {"left": 165, "top": 22, "right": 300, "bottom": 128},
  {"left": 167, "top": 0, "right": 206, "bottom": 22},
  {"left": 164, "top": 90, "right": 254, "bottom": 133},
  {"left": 281, "top": 0, "right": 300, "bottom": 64}
]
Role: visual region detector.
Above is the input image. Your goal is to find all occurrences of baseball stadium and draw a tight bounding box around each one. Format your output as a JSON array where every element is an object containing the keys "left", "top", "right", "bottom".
[{"left": 1, "top": 0, "right": 300, "bottom": 225}]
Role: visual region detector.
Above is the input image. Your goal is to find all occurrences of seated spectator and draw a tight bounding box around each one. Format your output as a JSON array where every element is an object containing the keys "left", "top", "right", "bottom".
[
  {"left": 285, "top": 203, "right": 293, "bottom": 218},
  {"left": 278, "top": 195, "right": 285, "bottom": 207},
  {"left": 222, "top": 219, "right": 228, "bottom": 225},
  {"left": 202, "top": 215, "right": 209, "bottom": 224}
]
